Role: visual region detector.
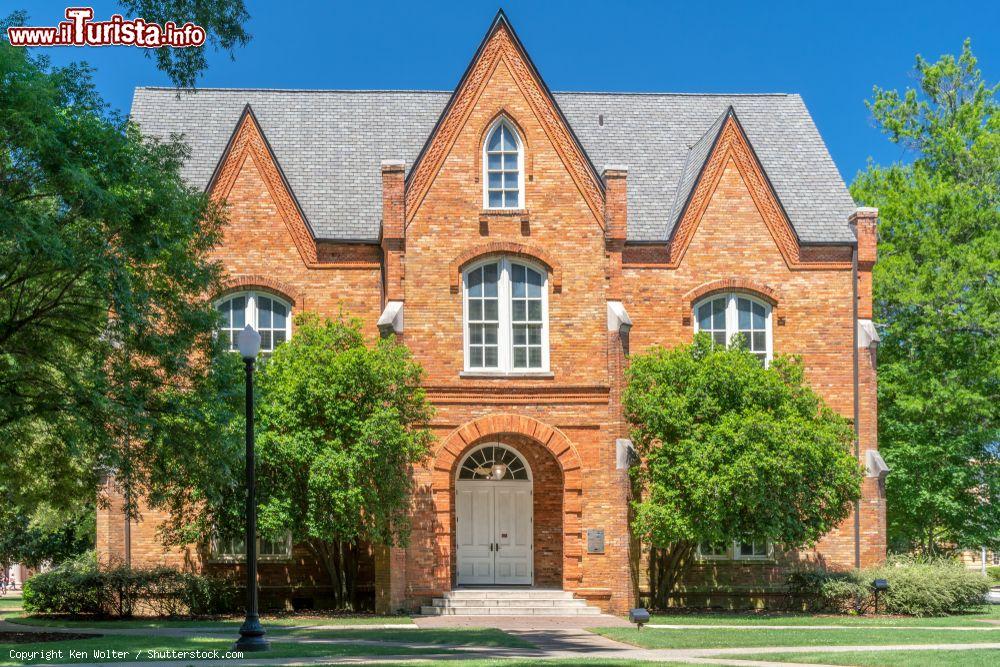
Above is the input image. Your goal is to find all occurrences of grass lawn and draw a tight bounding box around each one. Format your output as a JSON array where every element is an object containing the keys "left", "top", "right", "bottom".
[
  {"left": 270, "top": 627, "right": 534, "bottom": 648},
  {"left": 0, "top": 595, "right": 23, "bottom": 611},
  {"left": 0, "top": 633, "right": 460, "bottom": 665},
  {"left": 4, "top": 612, "right": 412, "bottom": 629},
  {"left": 647, "top": 605, "right": 1000, "bottom": 627},
  {"left": 592, "top": 626, "right": 1000, "bottom": 650},
  {"left": 729, "top": 649, "right": 1000, "bottom": 667}
]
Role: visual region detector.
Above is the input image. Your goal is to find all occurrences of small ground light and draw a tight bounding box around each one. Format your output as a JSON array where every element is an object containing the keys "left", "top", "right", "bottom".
[
  {"left": 871, "top": 578, "right": 889, "bottom": 614},
  {"left": 629, "top": 608, "right": 650, "bottom": 630}
]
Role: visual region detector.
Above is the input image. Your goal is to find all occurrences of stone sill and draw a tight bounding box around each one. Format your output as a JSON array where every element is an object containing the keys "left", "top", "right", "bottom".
[
  {"left": 205, "top": 556, "right": 292, "bottom": 564},
  {"left": 479, "top": 209, "right": 530, "bottom": 222},
  {"left": 459, "top": 371, "right": 554, "bottom": 379}
]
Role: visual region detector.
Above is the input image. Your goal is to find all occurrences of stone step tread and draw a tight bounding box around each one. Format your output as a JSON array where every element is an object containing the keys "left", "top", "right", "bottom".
[
  {"left": 432, "top": 599, "right": 590, "bottom": 607},
  {"left": 420, "top": 605, "right": 602, "bottom": 616},
  {"left": 443, "top": 590, "right": 575, "bottom": 599}
]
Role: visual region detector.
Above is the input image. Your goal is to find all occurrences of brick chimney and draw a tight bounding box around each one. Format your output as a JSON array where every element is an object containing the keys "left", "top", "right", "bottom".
[
  {"left": 602, "top": 166, "right": 628, "bottom": 299},
  {"left": 381, "top": 160, "right": 405, "bottom": 302},
  {"left": 849, "top": 207, "right": 878, "bottom": 319},
  {"left": 602, "top": 165, "right": 628, "bottom": 243}
]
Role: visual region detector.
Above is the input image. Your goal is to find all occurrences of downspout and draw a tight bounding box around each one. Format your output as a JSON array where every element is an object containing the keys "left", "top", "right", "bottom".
[{"left": 852, "top": 246, "right": 861, "bottom": 569}]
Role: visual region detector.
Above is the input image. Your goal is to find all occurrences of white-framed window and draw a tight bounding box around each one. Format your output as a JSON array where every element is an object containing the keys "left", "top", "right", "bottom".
[
  {"left": 735, "top": 539, "right": 773, "bottom": 560},
  {"left": 216, "top": 291, "right": 291, "bottom": 355},
  {"left": 694, "top": 293, "right": 772, "bottom": 364},
  {"left": 696, "top": 539, "right": 774, "bottom": 561},
  {"left": 211, "top": 533, "right": 292, "bottom": 562},
  {"left": 697, "top": 541, "right": 730, "bottom": 560},
  {"left": 463, "top": 257, "right": 549, "bottom": 374},
  {"left": 483, "top": 119, "right": 524, "bottom": 209}
]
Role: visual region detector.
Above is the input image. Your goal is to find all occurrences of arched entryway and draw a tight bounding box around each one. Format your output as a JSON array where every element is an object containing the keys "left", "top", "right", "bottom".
[
  {"left": 435, "top": 414, "right": 583, "bottom": 591},
  {"left": 455, "top": 443, "right": 533, "bottom": 585}
]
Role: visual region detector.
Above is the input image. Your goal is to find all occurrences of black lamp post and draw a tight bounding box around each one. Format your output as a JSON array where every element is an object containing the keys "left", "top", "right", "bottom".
[{"left": 235, "top": 324, "right": 268, "bottom": 652}]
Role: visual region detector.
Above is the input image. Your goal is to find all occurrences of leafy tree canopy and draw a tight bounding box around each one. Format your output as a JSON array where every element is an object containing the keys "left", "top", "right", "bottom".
[
  {"left": 118, "top": 1, "right": 251, "bottom": 87},
  {"left": 0, "top": 32, "right": 235, "bottom": 520},
  {"left": 165, "top": 314, "right": 435, "bottom": 608},
  {"left": 851, "top": 40, "right": 1000, "bottom": 553},
  {"left": 624, "top": 335, "right": 861, "bottom": 601}
]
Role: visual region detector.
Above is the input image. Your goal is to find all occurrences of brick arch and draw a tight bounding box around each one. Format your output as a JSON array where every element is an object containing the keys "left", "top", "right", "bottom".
[
  {"left": 683, "top": 277, "right": 782, "bottom": 323},
  {"left": 449, "top": 242, "right": 563, "bottom": 294},
  {"left": 474, "top": 109, "right": 533, "bottom": 183},
  {"left": 433, "top": 413, "right": 584, "bottom": 587},
  {"left": 219, "top": 274, "right": 302, "bottom": 306}
]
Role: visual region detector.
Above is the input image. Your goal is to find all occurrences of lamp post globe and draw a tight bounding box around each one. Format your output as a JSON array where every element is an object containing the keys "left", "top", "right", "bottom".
[{"left": 235, "top": 324, "right": 268, "bottom": 651}]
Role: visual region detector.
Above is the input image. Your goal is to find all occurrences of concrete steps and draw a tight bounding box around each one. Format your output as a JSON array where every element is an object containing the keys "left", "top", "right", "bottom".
[{"left": 420, "top": 588, "right": 602, "bottom": 616}]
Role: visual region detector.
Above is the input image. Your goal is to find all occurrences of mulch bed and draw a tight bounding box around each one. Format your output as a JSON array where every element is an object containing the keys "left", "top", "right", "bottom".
[{"left": 0, "top": 630, "right": 99, "bottom": 644}]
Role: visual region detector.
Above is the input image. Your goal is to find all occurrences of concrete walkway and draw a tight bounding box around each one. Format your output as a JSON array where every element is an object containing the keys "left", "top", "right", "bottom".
[{"left": 6, "top": 617, "right": 1000, "bottom": 666}]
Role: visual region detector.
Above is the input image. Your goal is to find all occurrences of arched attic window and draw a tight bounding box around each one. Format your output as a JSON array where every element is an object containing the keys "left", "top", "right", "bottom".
[
  {"left": 694, "top": 293, "right": 772, "bottom": 365},
  {"left": 216, "top": 291, "right": 291, "bottom": 355},
  {"left": 483, "top": 120, "right": 524, "bottom": 209}
]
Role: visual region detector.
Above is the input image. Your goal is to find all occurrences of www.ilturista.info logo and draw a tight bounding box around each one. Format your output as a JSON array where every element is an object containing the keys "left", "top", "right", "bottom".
[{"left": 6, "top": 7, "right": 206, "bottom": 48}]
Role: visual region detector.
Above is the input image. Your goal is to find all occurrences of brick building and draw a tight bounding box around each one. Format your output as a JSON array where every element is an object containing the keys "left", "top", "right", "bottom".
[{"left": 96, "top": 12, "right": 886, "bottom": 614}]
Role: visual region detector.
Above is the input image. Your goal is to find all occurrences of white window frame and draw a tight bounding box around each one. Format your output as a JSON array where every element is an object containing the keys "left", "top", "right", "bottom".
[
  {"left": 209, "top": 533, "right": 293, "bottom": 563},
  {"left": 696, "top": 542, "right": 730, "bottom": 561},
  {"left": 733, "top": 539, "right": 774, "bottom": 561},
  {"left": 693, "top": 292, "right": 773, "bottom": 365},
  {"left": 462, "top": 257, "right": 550, "bottom": 375},
  {"left": 482, "top": 118, "right": 525, "bottom": 210},
  {"left": 215, "top": 290, "right": 292, "bottom": 354}
]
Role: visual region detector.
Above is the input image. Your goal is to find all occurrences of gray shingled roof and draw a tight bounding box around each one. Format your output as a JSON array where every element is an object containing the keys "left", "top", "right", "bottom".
[{"left": 130, "top": 87, "right": 857, "bottom": 244}]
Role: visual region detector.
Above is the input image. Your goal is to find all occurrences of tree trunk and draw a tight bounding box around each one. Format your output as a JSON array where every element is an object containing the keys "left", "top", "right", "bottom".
[{"left": 648, "top": 541, "right": 696, "bottom": 609}]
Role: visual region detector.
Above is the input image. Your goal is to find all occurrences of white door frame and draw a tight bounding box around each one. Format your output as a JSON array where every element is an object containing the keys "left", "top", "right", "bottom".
[{"left": 454, "top": 443, "right": 534, "bottom": 586}]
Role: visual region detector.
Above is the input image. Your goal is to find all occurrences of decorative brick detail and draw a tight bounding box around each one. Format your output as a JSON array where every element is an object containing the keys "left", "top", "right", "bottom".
[
  {"left": 432, "top": 414, "right": 585, "bottom": 591},
  {"left": 210, "top": 106, "right": 378, "bottom": 272},
  {"left": 219, "top": 274, "right": 303, "bottom": 306},
  {"left": 682, "top": 277, "right": 782, "bottom": 323},
  {"left": 656, "top": 115, "right": 851, "bottom": 271},
  {"left": 209, "top": 106, "right": 319, "bottom": 265},
  {"left": 448, "top": 241, "right": 563, "bottom": 293},
  {"left": 404, "top": 19, "right": 604, "bottom": 228}
]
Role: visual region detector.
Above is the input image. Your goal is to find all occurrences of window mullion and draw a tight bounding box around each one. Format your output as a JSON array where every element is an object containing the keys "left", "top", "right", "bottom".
[
  {"left": 247, "top": 292, "right": 257, "bottom": 331},
  {"left": 500, "top": 259, "right": 512, "bottom": 372}
]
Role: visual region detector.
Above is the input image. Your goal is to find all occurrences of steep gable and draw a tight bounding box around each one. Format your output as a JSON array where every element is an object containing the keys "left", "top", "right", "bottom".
[
  {"left": 665, "top": 109, "right": 850, "bottom": 270},
  {"left": 404, "top": 11, "right": 604, "bottom": 226},
  {"left": 208, "top": 105, "right": 318, "bottom": 265}
]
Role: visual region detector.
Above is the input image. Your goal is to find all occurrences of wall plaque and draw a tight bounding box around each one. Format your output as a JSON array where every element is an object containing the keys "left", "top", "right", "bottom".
[{"left": 587, "top": 528, "right": 605, "bottom": 554}]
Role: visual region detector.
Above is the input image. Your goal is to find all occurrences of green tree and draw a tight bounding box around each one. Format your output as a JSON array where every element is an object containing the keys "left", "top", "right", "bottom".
[
  {"left": 8, "top": 3, "right": 250, "bottom": 88},
  {"left": 624, "top": 335, "right": 862, "bottom": 605},
  {"left": 0, "top": 34, "right": 238, "bottom": 522},
  {"left": 0, "top": 498, "right": 94, "bottom": 572},
  {"left": 255, "top": 314, "right": 432, "bottom": 608},
  {"left": 118, "top": 1, "right": 251, "bottom": 87},
  {"left": 851, "top": 41, "right": 1000, "bottom": 554}
]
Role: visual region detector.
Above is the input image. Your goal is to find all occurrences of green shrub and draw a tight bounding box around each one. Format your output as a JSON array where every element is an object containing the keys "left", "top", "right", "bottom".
[
  {"left": 987, "top": 566, "right": 1000, "bottom": 584},
  {"left": 867, "top": 556, "right": 990, "bottom": 616},
  {"left": 23, "top": 554, "right": 238, "bottom": 618},
  {"left": 787, "top": 556, "right": 990, "bottom": 616},
  {"left": 786, "top": 569, "right": 870, "bottom": 613},
  {"left": 23, "top": 552, "right": 104, "bottom": 616},
  {"left": 181, "top": 573, "right": 239, "bottom": 616}
]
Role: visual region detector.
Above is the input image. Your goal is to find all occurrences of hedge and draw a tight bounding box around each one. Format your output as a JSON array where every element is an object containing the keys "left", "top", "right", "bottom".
[
  {"left": 24, "top": 553, "right": 238, "bottom": 617},
  {"left": 788, "top": 556, "right": 990, "bottom": 616}
]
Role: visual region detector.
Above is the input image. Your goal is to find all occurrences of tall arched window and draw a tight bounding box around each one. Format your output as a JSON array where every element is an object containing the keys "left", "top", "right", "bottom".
[
  {"left": 693, "top": 293, "right": 772, "bottom": 364},
  {"left": 216, "top": 291, "right": 291, "bottom": 354},
  {"left": 483, "top": 120, "right": 523, "bottom": 209},
  {"left": 463, "top": 257, "right": 548, "bottom": 373}
]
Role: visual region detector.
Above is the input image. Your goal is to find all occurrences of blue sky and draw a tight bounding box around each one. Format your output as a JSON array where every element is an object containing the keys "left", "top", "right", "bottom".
[{"left": 11, "top": 0, "right": 998, "bottom": 181}]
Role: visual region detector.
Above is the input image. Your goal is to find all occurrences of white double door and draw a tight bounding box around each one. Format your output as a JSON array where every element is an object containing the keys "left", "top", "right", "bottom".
[{"left": 455, "top": 481, "right": 532, "bottom": 585}]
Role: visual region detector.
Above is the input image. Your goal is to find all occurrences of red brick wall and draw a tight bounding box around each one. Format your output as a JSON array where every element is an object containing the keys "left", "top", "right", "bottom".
[{"left": 97, "top": 25, "right": 883, "bottom": 617}]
